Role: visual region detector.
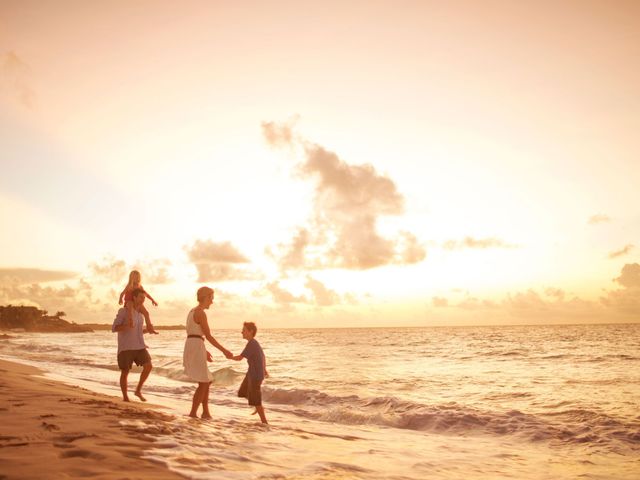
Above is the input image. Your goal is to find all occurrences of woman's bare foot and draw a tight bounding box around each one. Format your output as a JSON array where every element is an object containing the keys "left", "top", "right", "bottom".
[{"left": 134, "top": 390, "right": 146, "bottom": 402}]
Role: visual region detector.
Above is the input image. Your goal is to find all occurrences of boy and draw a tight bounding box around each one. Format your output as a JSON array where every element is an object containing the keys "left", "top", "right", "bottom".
[{"left": 231, "top": 322, "right": 268, "bottom": 424}]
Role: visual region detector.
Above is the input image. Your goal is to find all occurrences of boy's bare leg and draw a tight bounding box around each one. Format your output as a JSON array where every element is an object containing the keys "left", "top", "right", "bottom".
[
  {"left": 255, "top": 405, "right": 268, "bottom": 424},
  {"left": 120, "top": 370, "right": 130, "bottom": 401},
  {"left": 134, "top": 362, "right": 152, "bottom": 401},
  {"left": 201, "top": 382, "right": 212, "bottom": 419},
  {"left": 189, "top": 383, "right": 205, "bottom": 417}
]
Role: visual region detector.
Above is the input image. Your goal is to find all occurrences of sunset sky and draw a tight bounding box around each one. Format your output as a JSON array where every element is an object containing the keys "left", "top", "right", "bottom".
[{"left": 1, "top": 1, "right": 639, "bottom": 327}]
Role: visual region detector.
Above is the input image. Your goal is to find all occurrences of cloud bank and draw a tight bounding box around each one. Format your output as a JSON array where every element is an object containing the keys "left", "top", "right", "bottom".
[
  {"left": 184, "top": 239, "right": 252, "bottom": 282},
  {"left": 588, "top": 214, "right": 611, "bottom": 225},
  {"left": 442, "top": 236, "right": 517, "bottom": 250},
  {"left": 0, "top": 268, "right": 77, "bottom": 285},
  {"left": 0, "top": 51, "right": 35, "bottom": 108},
  {"left": 262, "top": 120, "right": 426, "bottom": 271},
  {"left": 608, "top": 244, "right": 634, "bottom": 259}
]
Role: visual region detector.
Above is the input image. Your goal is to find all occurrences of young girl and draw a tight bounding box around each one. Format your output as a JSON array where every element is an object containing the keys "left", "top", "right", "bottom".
[{"left": 118, "top": 270, "right": 158, "bottom": 334}]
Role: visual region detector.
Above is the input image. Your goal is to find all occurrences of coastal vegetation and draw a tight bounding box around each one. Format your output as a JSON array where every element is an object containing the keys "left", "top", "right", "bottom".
[{"left": 0, "top": 305, "right": 93, "bottom": 332}]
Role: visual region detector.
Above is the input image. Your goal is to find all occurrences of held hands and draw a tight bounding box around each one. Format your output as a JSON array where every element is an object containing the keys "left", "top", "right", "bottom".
[{"left": 223, "top": 350, "right": 233, "bottom": 360}]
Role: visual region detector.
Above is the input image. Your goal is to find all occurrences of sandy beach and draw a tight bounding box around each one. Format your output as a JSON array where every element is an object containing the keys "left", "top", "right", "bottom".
[{"left": 0, "top": 359, "right": 184, "bottom": 480}]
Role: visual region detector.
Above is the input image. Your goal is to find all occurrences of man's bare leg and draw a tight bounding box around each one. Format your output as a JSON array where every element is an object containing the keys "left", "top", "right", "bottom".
[
  {"left": 134, "top": 362, "right": 152, "bottom": 401},
  {"left": 120, "top": 370, "right": 130, "bottom": 402}
]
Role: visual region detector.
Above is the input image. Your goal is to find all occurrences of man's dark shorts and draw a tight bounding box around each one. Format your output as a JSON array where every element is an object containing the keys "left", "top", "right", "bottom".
[
  {"left": 238, "top": 374, "right": 262, "bottom": 406},
  {"left": 117, "top": 349, "right": 151, "bottom": 370}
]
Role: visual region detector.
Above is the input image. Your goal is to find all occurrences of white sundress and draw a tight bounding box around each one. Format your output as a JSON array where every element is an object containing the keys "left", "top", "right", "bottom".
[{"left": 183, "top": 308, "right": 213, "bottom": 383}]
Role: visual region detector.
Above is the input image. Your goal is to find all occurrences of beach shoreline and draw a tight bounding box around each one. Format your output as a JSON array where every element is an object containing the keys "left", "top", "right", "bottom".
[{"left": 0, "top": 358, "right": 184, "bottom": 479}]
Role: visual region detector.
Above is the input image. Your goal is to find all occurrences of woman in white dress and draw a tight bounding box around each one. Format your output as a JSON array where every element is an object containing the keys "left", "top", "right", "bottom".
[{"left": 183, "top": 286, "right": 232, "bottom": 419}]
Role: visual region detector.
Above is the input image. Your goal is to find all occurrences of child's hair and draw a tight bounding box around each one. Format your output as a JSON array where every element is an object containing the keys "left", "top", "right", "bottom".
[
  {"left": 127, "top": 270, "right": 141, "bottom": 288},
  {"left": 243, "top": 322, "right": 257, "bottom": 336},
  {"left": 197, "top": 286, "right": 214, "bottom": 302}
]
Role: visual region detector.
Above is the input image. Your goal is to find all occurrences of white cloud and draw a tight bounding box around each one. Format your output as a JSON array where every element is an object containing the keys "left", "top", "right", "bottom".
[
  {"left": 0, "top": 51, "right": 35, "bottom": 108},
  {"left": 184, "top": 239, "right": 253, "bottom": 282},
  {"left": 88, "top": 255, "right": 128, "bottom": 284},
  {"left": 304, "top": 276, "right": 340, "bottom": 306},
  {"left": 0, "top": 268, "right": 77, "bottom": 285},
  {"left": 588, "top": 214, "right": 611, "bottom": 225},
  {"left": 263, "top": 120, "right": 425, "bottom": 271},
  {"left": 608, "top": 244, "right": 634, "bottom": 259},
  {"left": 443, "top": 236, "right": 517, "bottom": 250}
]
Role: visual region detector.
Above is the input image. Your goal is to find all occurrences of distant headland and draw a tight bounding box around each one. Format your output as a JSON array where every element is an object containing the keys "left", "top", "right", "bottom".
[{"left": 0, "top": 305, "right": 93, "bottom": 333}]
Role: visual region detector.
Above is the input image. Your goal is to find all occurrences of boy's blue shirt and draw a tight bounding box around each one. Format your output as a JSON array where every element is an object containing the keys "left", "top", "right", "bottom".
[{"left": 241, "top": 338, "right": 265, "bottom": 382}]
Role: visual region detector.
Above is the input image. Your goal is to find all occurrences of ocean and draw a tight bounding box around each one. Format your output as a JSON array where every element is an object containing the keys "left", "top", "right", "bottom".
[{"left": 1, "top": 323, "right": 639, "bottom": 479}]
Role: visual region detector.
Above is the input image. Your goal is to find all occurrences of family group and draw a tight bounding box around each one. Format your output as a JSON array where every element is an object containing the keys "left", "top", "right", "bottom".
[{"left": 111, "top": 271, "right": 268, "bottom": 424}]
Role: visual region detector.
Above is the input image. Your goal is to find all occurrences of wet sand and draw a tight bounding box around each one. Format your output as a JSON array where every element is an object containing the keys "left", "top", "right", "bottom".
[{"left": 0, "top": 359, "right": 184, "bottom": 479}]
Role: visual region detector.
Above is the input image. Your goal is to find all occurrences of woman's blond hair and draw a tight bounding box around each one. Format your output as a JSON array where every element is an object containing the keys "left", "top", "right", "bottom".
[{"left": 197, "top": 286, "right": 214, "bottom": 302}]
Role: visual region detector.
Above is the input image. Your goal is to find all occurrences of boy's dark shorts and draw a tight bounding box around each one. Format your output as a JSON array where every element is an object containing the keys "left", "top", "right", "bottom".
[
  {"left": 238, "top": 374, "right": 262, "bottom": 406},
  {"left": 117, "top": 349, "right": 151, "bottom": 370}
]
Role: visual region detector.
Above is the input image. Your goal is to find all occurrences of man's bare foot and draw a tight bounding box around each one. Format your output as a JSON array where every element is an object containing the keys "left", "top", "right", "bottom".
[
  {"left": 201, "top": 413, "right": 212, "bottom": 420},
  {"left": 134, "top": 390, "right": 146, "bottom": 402},
  {"left": 123, "top": 397, "right": 130, "bottom": 402}
]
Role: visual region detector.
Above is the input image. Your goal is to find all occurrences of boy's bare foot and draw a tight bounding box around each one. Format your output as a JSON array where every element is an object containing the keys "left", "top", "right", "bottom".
[{"left": 134, "top": 390, "right": 146, "bottom": 402}]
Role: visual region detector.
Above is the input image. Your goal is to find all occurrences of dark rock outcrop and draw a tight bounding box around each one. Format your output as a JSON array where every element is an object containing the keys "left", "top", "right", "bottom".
[{"left": 0, "top": 305, "right": 93, "bottom": 332}]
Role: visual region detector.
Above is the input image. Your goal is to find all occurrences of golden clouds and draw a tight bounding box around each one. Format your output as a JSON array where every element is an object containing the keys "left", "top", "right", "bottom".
[
  {"left": 443, "top": 237, "right": 516, "bottom": 250},
  {"left": 89, "top": 256, "right": 127, "bottom": 283},
  {"left": 608, "top": 245, "right": 635, "bottom": 259},
  {"left": 427, "top": 263, "right": 640, "bottom": 323},
  {"left": 263, "top": 120, "right": 426, "bottom": 271},
  {"left": 131, "top": 258, "right": 173, "bottom": 285},
  {"left": 265, "top": 276, "right": 342, "bottom": 307},
  {"left": 89, "top": 255, "right": 172, "bottom": 285},
  {"left": 0, "top": 268, "right": 77, "bottom": 285},
  {"left": 261, "top": 119, "right": 297, "bottom": 149},
  {"left": 588, "top": 214, "right": 611, "bottom": 225},
  {"left": 613, "top": 263, "right": 640, "bottom": 289},
  {"left": 304, "top": 276, "right": 339, "bottom": 306},
  {"left": 599, "top": 263, "right": 640, "bottom": 315},
  {"left": 184, "top": 239, "right": 252, "bottom": 282},
  {"left": 0, "top": 51, "right": 34, "bottom": 108},
  {"left": 265, "top": 281, "right": 306, "bottom": 305}
]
